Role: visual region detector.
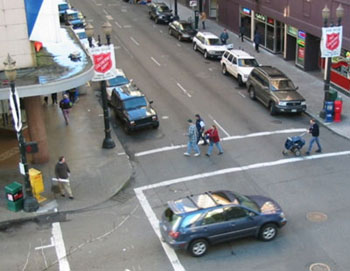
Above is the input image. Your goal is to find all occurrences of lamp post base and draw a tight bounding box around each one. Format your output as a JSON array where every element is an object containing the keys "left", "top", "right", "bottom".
[
  {"left": 23, "top": 196, "right": 39, "bottom": 212},
  {"left": 102, "top": 137, "right": 116, "bottom": 149}
]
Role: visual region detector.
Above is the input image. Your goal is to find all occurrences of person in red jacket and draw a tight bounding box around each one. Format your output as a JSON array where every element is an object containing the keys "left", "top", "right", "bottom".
[{"left": 205, "top": 125, "right": 223, "bottom": 156}]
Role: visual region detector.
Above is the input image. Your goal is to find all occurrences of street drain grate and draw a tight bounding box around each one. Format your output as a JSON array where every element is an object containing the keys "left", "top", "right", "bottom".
[
  {"left": 309, "top": 263, "right": 330, "bottom": 271},
  {"left": 306, "top": 212, "right": 328, "bottom": 222}
]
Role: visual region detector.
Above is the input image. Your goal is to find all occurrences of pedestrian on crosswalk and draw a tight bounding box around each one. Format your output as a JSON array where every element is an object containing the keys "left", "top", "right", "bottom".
[
  {"left": 184, "top": 119, "right": 200, "bottom": 157},
  {"left": 205, "top": 125, "right": 223, "bottom": 156},
  {"left": 306, "top": 119, "right": 322, "bottom": 155},
  {"left": 195, "top": 114, "right": 207, "bottom": 145}
]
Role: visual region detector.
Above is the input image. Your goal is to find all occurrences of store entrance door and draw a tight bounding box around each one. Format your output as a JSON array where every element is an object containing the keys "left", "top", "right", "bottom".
[{"left": 209, "top": 0, "right": 217, "bottom": 18}]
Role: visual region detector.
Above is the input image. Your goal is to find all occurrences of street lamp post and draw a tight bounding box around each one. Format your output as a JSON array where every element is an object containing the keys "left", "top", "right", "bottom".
[
  {"left": 85, "top": 23, "right": 115, "bottom": 149},
  {"left": 3, "top": 54, "right": 39, "bottom": 212},
  {"left": 320, "top": 4, "right": 344, "bottom": 118}
]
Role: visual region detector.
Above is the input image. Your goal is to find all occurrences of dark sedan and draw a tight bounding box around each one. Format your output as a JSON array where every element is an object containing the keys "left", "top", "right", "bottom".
[
  {"left": 168, "top": 20, "right": 197, "bottom": 41},
  {"left": 160, "top": 190, "right": 287, "bottom": 257}
]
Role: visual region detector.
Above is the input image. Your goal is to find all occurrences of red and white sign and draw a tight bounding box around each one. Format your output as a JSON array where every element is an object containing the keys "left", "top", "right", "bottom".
[
  {"left": 89, "top": 44, "right": 117, "bottom": 81},
  {"left": 321, "top": 26, "right": 343, "bottom": 58}
]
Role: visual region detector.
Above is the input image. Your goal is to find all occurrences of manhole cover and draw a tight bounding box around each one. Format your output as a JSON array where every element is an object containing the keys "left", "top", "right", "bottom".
[
  {"left": 309, "top": 263, "right": 330, "bottom": 271},
  {"left": 307, "top": 212, "right": 328, "bottom": 222}
]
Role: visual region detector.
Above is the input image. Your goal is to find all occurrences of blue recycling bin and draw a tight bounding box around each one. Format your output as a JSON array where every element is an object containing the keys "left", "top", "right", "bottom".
[{"left": 324, "top": 101, "right": 334, "bottom": 122}]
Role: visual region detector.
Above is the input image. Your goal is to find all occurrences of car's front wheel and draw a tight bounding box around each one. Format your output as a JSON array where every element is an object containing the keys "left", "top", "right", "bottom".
[
  {"left": 238, "top": 75, "right": 244, "bottom": 87},
  {"left": 168, "top": 28, "right": 172, "bottom": 36},
  {"left": 269, "top": 102, "right": 277, "bottom": 115},
  {"left": 259, "top": 223, "right": 278, "bottom": 241},
  {"left": 248, "top": 86, "right": 256, "bottom": 100},
  {"left": 178, "top": 34, "right": 182, "bottom": 41},
  {"left": 193, "top": 43, "right": 197, "bottom": 51},
  {"left": 155, "top": 18, "right": 159, "bottom": 24},
  {"left": 189, "top": 239, "right": 208, "bottom": 257},
  {"left": 222, "top": 64, "right": 227, "bottom": 75},
  {"left": 204, "top": 51, "right": 209, "bottom": 59}
]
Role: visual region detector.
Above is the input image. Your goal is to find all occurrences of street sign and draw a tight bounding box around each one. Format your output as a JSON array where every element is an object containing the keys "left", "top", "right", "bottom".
[
  {"left": 19, "top": 162, "right": 25, "bottom": 175},
  {"left": 88, "top": 44, "right": 118, "bottom": 82},
  {"left": 8, "top": 87, "right": 22, "bottom": 132},
  {"left": 321, "top": 26, "right": 343, "bottom": 58},
  {"left": 189, "top": 0, "right": 197, "bottom": 7}
]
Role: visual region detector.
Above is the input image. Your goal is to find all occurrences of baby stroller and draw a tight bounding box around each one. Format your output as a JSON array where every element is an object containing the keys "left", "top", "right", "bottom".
[{"left": 282, "top": 133, "right": 306, "bottom": 157}]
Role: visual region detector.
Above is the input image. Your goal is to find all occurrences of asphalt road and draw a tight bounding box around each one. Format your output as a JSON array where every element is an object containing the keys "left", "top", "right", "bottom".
[{"left": 1, "top": 0, "right": 350, "bottom": 270}]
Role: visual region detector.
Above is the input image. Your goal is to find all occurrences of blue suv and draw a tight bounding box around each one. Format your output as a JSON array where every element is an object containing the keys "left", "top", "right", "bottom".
[
  {"left": 110, "top": 83, "right": 159, "bottom": 133},
  {"left": 159, "top": 190, "right": 287, "bottom": 257}
]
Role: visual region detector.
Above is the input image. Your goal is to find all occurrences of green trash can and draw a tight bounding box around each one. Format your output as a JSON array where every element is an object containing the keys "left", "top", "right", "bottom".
[
  {"left": 326, "top": 89, "right": 338, "bottom": 101},
  {"left": 5, "top": 182, "right": 24, "bottom": 212}
]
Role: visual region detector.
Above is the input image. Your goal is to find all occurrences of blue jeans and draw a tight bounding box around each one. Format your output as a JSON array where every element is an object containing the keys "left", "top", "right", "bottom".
[
  {"left": 187, "top": 141, "right": 200, "bottom": 154},
  {"left": 207, "top": 141, "right": 223, "bottom": 155},
  {"left": 307, "top": 136, "right": 322, "bottom": 153}
]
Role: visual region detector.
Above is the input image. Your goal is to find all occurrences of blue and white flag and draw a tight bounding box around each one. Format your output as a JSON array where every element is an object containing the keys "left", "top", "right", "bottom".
[{"left": 24, "top": 0, "right": 61, "bottom": 43}]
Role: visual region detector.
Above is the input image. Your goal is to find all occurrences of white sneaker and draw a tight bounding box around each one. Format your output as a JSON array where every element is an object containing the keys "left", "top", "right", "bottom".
[
  {"left": 184, "top": 152, "right": 190, "bottom": 156},
  {"left": 194, "top": 153, "right": 200, "bottom": 157}
]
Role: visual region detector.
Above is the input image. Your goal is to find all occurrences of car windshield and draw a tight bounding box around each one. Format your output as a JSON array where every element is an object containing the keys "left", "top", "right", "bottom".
[
  {"left": 238, "top": 58, "right": 259, "bottom": 67},
  {"left": 181, "top": 23, "right": 192, "bottom": 31},
  {"left": 59, "top": 4, "right": 69, "bottom": 11},
  {"left": 68, "top": 13, "right": 79, "bottom": 20},
  {"left": 164, "top": 208, "right": 182, "bottom": 230},
  {"left": 124, "top": 97, "right": 147, "bottom": 110},
  {"left": 208, "top": 38, "right": 220, "bottom": 45},
  {"left": 232, "top": 192, "right": 260, "bottom": 212},
  {"left": 77, "top": 32, "right": 87, "bottom": 39},
  {"left": 271, "top": 79, "right": 295, "bottom": 91},
  {"left": 158, "top": 5, "right": 169, "bottom": 12}
]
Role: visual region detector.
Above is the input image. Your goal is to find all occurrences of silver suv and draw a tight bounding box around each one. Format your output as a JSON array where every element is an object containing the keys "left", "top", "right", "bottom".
[
  {"left": 246, "top": 66, "right": 306, "bottom": 115},
  {"left": 192, "top": 32, "right": 233, "bottom": 59},
  {"left": 221, "top": 50, "right": 259, "bottom": 86}
]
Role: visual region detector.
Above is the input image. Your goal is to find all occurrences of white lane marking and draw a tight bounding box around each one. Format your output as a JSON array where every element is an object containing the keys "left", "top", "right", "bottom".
[
  {"left": 162, "top": 116, "right": 169, "bottom": 119},
  {"left": 124, "top": 25, "right": 132, "bottom": 28},
  {"left": 176, "top": 43, "right": 181, "bottom": 47},
  {"left": 151, "top": 57, "right": 161, "bottom": 66},
  {"left": 115, "top": 21, "right": 122, "bottom": 29},
  {"left": 130, "top": 37, "right": 140, "bottom": 46},
  {"left": 208, "top": 114, "right": 230, "bottom": 137},
  {"left": 103, "top": 9, "right": 109, "bottom": 15},
  {"left": 121, "top": 8, "right": 127, "bottom": 12},
  {"left": 176, "top": 82, "right": 192, "bottom": 98},
  {"left": 238, "top": 91, "right": 246, "bottom": 98},
  {"left": 106, "top": 15, "right": 114, "bottom": 20},
  {"left": 134, "top": 128, "right": 306, "bottom": 157},
  {"left": 139, "top": 150, "right": 350, "bottom": 190},
  {"left": 52, "top": 223, "right": 70, "bottom": 271},
  {"left": 135, "top": 189, "right": 185, "bottom": 271},
  {"left": 208, "top": 68, "right": 213, "bottom": 71},
  {"left": 160, "top": 30, "right": 163, "bottom": 33},
  {"left": 35, "top": 237, "right": 55, "bottom": 250},
  {"left": 135, "top": 150, "right": 350, "bottom": 271}
]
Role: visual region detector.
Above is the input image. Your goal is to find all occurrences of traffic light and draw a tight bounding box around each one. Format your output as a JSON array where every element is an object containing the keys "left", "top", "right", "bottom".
[{"left": 24, "top": 142, "right": 39, "bottom": 154}]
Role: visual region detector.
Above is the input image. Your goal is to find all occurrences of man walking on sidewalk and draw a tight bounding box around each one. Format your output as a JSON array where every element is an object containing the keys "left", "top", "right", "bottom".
[
  {"left": 306, "top": 119, "right": 322, "bottom": 155},
  {"left": 59, "top": 94, "right": 72, "bottom": 125},
  {"left": 55, "top": 156, "right": 74, "bottom": 199},
  {"left": 195, "top": 114, "right": 207, "bottom": 145},
  {"left": 184, "top": 119, "right": 200, "bottom": 157}
]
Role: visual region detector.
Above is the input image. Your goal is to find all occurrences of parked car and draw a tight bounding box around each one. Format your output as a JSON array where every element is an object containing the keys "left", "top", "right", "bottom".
[
  {"left": 148, "top": 2, "right": 174, "bottom": 24},
  {"left": 110, "top": 83, "right": 159, "bottom": 133},
  {"left": 246, "top": 66, "right": 307, "bottom": 115},
  {"left": 73, "top": 29, "right": 97, "bottom": 49},
  {"left": 64, "top": 9, "right": 86, "bottom": 29},
  {"left": 168, "top": 20, "right": 197, "bottom": 41},
  {"left": 160, "top": 190, "right": 287, "bottom": 257},
  {"left": 221, "top": 50, "right": 259, "bottom": 86},
  {"left": 106, "top": 69, "right": 130, "bottom": 102},
  {"left": 58, "top": 1, "right": 70, "bottom": 23},
  {"left": 192, "top": 32, "right": 233, "bottom": 59}
]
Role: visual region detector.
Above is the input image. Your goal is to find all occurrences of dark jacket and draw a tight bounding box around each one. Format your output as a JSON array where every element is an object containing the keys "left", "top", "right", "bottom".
[
  {"left": 220, "top": 32, "right": 229, "bottom": 44},
  {"left": 59, "top": 98, "right": 72, "bottom": 110},
  {"left": 309, "top": 123, "right": 320, "bottom": 137},
  {"left": 254, "top": 33, "right": 261, "bottom": 44},
  {"left": 55, "top": 162, "right": 71, "bottom": 179},
  {"left": 196, "top": 118, "right": 205, "bottom": 132}
]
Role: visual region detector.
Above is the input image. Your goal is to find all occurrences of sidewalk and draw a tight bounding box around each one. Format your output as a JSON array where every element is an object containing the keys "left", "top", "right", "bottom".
[
  {"left": 0, "top": 84, "right": 132, "bottom": 228},
  {"left": 166, "top": 1, "right": 350, "bottom": 140}
]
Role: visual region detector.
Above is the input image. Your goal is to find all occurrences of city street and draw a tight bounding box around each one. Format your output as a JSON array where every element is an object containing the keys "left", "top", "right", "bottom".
[{"left": 1, "top": 0, "right": 350, "bottom": 270}]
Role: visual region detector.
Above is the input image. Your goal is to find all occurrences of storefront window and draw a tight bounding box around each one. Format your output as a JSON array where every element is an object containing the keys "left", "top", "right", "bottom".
[
  {"left": 266, "top": 25, "right": 274, "bottom": 50},
  {"left": 240, "top": 7, "right": 251, "bottom": 39},
  {"left": 296, "top": 30, "right": 306, "bottom": 67},
  {"left": 255, "top": 22, "right": 266, "bottom": 47}
]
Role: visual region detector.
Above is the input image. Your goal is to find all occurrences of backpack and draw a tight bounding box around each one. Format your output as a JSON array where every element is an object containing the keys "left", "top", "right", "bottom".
[{"left": 60, "top": 99, "right": 72, "bottom": 109}]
